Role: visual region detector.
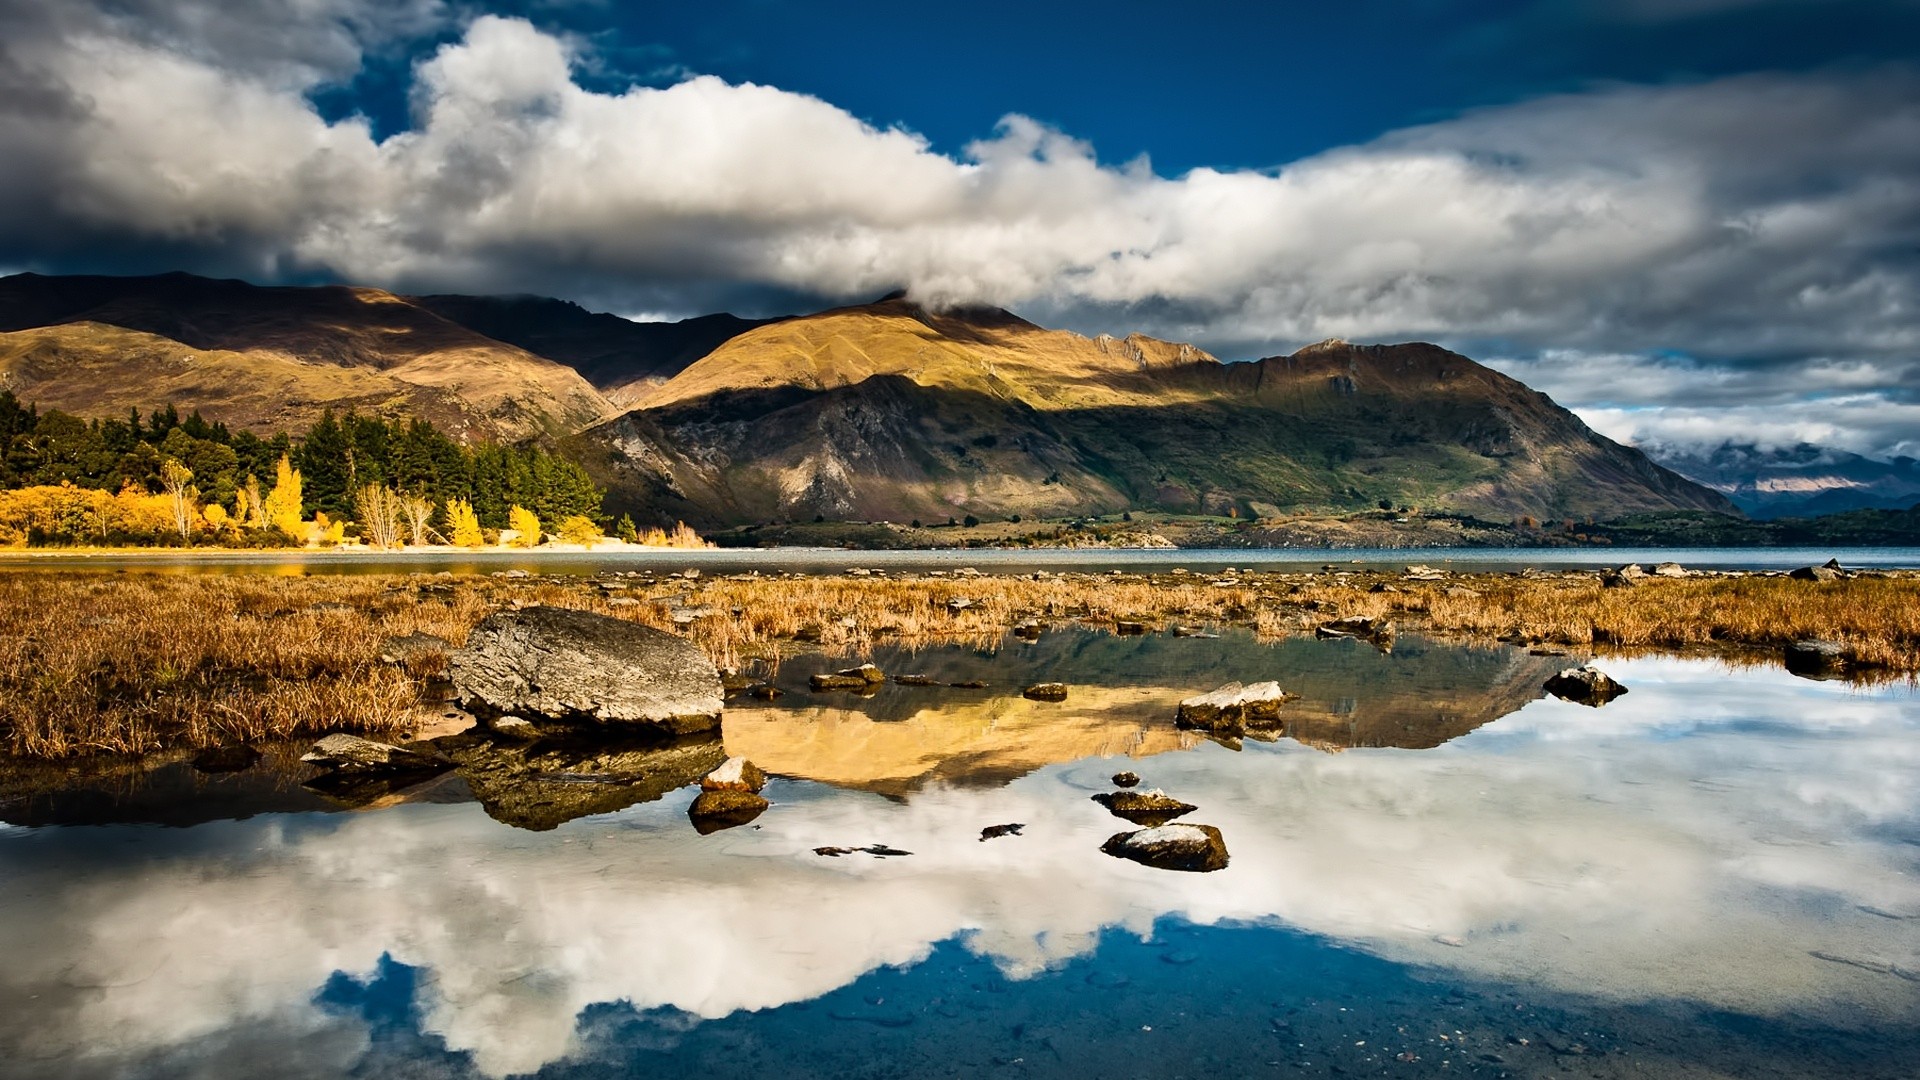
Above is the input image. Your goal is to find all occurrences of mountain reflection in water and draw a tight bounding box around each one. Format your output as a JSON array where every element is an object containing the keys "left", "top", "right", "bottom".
[{"left": 1, "top": 645, "right": 1917, "bottom": 1079}]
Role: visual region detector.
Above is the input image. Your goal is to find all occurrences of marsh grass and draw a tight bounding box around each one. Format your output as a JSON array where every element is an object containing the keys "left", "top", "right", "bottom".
[{"left": 3, "top": 567, "right": 1915, "bottom": 759}]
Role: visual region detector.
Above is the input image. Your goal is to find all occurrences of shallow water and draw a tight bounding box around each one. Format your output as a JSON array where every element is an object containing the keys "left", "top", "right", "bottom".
[
  {"left": 2, "top": 632, "right": 1918, "bottom": 1079},
  {"left": 4, "top": 543, "right": 1919, "bottom": 576}
]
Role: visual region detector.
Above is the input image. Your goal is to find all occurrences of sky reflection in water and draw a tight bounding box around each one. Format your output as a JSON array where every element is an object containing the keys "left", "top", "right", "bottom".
[{"left": 1, "top": 646, "right": 1917, "bottom": 1079}]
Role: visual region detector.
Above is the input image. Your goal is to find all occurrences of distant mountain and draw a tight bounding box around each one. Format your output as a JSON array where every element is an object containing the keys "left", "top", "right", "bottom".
[
  {"left": 409, "top": 294, "right": 779, "bottom": 409},
  {"left": 1648, "top": 441, "right": 1920, "bottom": 518},
  {"left": 573, "top": 296, "right": 1734, "bottom": 527},
  {"left": 0, "top": 272, "right": 614, "bottom": 441}
]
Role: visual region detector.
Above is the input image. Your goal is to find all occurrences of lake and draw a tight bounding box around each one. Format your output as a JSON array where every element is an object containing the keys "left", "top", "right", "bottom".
[{"left": 2, "top": 627, "right": 1917, "bottom": 1078}]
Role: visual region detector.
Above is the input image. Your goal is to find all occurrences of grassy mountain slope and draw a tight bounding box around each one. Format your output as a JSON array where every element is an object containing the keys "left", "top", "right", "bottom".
[
  {"left": 576, "top": 297, "right": 1736, "bottom": 527},
  {"left": 0, "top": 273, "right": 614, "bottom": 440}
]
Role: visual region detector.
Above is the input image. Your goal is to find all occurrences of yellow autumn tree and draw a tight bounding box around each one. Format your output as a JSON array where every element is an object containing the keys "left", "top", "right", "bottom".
[
  {"left": 262, "top": 454, "right": 305, "bottom": 538},
  {"left": 446, "top": 499, "right": 485, "bottom": 548},
  {"left": 508, "top": 505, "right": 542, "bottom": 548},
  {"left": 556, "top": 514, "right": 602, "bottom": 546}
]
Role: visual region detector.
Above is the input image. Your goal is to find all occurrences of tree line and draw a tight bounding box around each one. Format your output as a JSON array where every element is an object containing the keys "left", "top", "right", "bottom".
[{"left": 0, "top": 393, "right": 609, "bottom": 547}]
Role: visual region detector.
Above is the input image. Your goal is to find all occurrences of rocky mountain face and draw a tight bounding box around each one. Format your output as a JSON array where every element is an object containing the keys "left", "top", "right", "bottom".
[
  {"left": 572, "top": 297, "right": 1735, "bottom": 526},
  {"left": 0, "top": 272, "right": 615, "bottom": 441},
  {"left": 1646, "top": 441, "right": 1920, "bottom": 518}
]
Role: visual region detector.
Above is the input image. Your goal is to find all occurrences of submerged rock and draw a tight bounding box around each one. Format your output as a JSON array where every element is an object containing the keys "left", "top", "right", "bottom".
[
  {"left": 1115, "top": 620, "right": 1148, "bottom": 635},
  {"left": 1316, "top": 616, "right": 1395, "bottom": 646},
  {"left": 1543, "top": 665, "right": 1629, "bottom": 706},
  {"left": 1092, "top": 789, "right": 1197, "bottom": 827},
  {"left": 301, "top": 734, "right": 447, "bottom": 774},
  {"left": 892, "top": 674, "right": 939, "bottom": 686},
  {"left": 1111, "top": 771, "right": 1141, "bottom": 788},
  {"left": 1101, "top": 824, "right": 1229, "bottom": 873},
  {"left": 701, "top": 756, "right": 768, "bottom": 793},
  {"left": 1175, "top": 681, "right": 1289, "bottom": 735},
  {"left": 811, "top": 663, "right": 887, "bottom": 691},
  {"left": 432, "top": 730, "right": 725, "bottom": 831},
  {"left": 450, "top": 606, "right": 722, "bottom": 736},
  {"left": 688, "top": 789, "right": 769, "bottom": 834},
  {"left": 979, "top": 823, "right": 1025, "bottom": 841},
  {"left": 1784, "top": 639, "right": 1849, "bottom": 678},
  {"left": 1022, "top": 682, "right": 1069, "bottom": 702}
]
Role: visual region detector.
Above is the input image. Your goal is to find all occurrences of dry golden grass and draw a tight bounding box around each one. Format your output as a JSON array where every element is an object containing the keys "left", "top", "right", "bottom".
[{"left": 3, "top": 567, "right": 1915, "bottom": 760}]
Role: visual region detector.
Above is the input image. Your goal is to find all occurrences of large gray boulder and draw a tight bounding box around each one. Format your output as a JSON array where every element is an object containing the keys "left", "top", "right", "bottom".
[
  {"left": 1175, "top": 681, "right": 1288, "bottom": 734},
  {"left": 451, "top": 606, "right": 722, "bottom": 735}
]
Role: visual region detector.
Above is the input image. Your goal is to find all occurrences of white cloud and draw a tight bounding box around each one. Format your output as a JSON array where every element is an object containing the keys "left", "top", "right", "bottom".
[{"left": 1, "top": 6, "right": 1917, "bottom": 454}]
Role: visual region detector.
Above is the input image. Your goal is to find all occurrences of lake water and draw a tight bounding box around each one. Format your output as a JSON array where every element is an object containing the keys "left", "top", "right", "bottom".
[
  {"left": 4, "top": 544, "right": 1920, "bottom": 577},
  {"left": 3, "top": 629, "right": 1918, "bottom": 1078}
]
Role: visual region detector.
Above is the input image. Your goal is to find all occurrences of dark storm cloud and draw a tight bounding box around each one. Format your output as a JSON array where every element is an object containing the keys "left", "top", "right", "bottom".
[{"left": 0, "top": 0, "right": 1915, "bottom": 456}]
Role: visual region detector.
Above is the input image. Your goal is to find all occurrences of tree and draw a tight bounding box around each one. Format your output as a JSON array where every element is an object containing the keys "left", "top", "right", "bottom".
[
  {"left": 615, "top": 514, "right": 638, "bottom": 543},
  {"left": 446, "top": 499, "right": 484, "bottom": 548},
  {"left": 398, "top": 492, "right": 438, "bottom": 545},
  {"left": 557, "top": 515, "right": 601, "bottom": 546},
  {"left": 508, "top": 505, "right": 542, "bottom": 548},
  {"left": 356, "top": 483, "right": 405, "bottom": 549},
  {"left": 159, "top": 458, "right": 196, "bottom": 540},
  {"left": 263, "top": 455, "right": 305, "bottom": 539},
  {"left": 298, "top": 410, "right": 351, "bottom": 518}
]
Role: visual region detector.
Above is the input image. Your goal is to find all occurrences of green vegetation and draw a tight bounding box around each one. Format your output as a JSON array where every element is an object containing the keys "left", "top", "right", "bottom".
[{"left": 0, "top": 391, "right": 601, "bottom": 546}]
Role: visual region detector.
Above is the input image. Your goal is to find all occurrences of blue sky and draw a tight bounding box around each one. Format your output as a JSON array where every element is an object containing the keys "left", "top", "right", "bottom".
[{"left": 1, "top": 0, "right": 1917, "bottom": 457}]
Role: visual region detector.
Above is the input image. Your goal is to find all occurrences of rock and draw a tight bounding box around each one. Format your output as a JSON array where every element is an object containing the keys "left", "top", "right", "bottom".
[
  {"left": 1175, "top": 681, "right": 1288, "bottom": 735},
  {"left": 979, "top": 823, "right": 1024, "bottom": 841},
  {"left": 1784, "top": 639, "right": 1849, "bottom": 677},
  {"left": 1617, "top": 563, "right": 1648, "bottom": 579},
  {"left": 1170, "top": 624, "right": 1219, "bottom": 638},
  {"left": 1022, "top": 682, "right": 1069, "bottom": 702},
  {"left": 190, "top": 744, "right": 261, "bottom": 774},
  {"left": 947, "top": 597, "right": 975, "bottom": 613},
  {"left": 377, "top": 633, "right": 452, "bottom": 670},
  {"left": 1542, "top": 665, "right": 1629, "bottom": 706},
  {"left": 490, "top": 716, "right": 538, "bottom": 738},
  {"left": 718, "top": 668, "right": 757, "bottom": 692},
  {"left": 811, "top": 664, "right": 885, "bottom": 691},
  {"left": 1115, "top": 620, "right": 1148, "bottom": 635},
  {"left": 1012, "top": 619, "right": 1044, "bottom": 639},
  {"left": 301, "top": 734, "right": 447, "bottom": 773},
  {"left": 1092, "top": 789, "right": 1198, "bottom": 827},
  {"left": 748, "top": 685, "right": 784, "bottom": 700},
  {"left": 813, "top": 844, "right": 912, "bottom": 857},
  {"left": 1316, "top": 616, "right": 1395, "bottom": 644},
  {"left": 1789, "top": 564, "right": 1842, "bottom": 582},
  {"left": 1443, "top": 586, "right": 1481, "bottom": 599},
  {"left": 1652, "top": 562, "right": 1688, "bottom": 578},
  {"left": 1111, "top": 771, "right": 1141, "bottom": 788},
  {"left": 701, "top": 756, "right": 768, "bottom": 793},
  {"left": 892, "top": 674, "right": 938, "bottom": 686},
  {"left": 688, "top": 789, "right": 770, "bottom": 834},
  {"left": 450, "top": 606, "right": 723, "bottom": 736},
  {"left": 1100, "top": 824, "right": 1229, "bottom": 873},
  {"left": 949, "top": 679, "right": 990, "bottom": 689},
  {"left": 1599, "top": 569, "right": 1636, "bottom": 589}
]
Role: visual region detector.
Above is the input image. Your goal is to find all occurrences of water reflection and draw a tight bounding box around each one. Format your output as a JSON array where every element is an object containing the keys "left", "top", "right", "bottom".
[{"left": 1, "top": 654, "right": 1917, "bottom": 1078}]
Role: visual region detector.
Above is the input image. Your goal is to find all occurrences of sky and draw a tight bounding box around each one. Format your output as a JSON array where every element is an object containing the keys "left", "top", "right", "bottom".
[{"left": 0, "top": 0, "right": 1916, "bottom": 458}]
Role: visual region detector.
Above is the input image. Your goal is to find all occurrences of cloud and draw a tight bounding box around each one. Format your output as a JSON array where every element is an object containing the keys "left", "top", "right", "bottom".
[{"left": 0, "top": 6, "right": 1917, "bottom": 454}]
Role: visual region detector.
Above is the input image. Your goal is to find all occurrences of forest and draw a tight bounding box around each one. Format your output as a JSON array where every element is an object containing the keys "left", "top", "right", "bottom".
[{"left": 0, "top": 392, "right": 613, "bottom": 547}]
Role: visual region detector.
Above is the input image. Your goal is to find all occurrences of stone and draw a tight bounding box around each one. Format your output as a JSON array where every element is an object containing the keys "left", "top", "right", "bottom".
[
  {"left": 1316, "top": 616, "right": 1395, "bottom": 644},
  {"left": 1175, "top": 681, "right": 1289, "bottom": 735},
  {"left": 190, "top": 744, "right": 261, "bottom": 774},
  {"left": 1542, "top": 665, "right": 1629, "bottom": 706},
  {"left": 301, "top": 733, "right": 447, "bottom": 773},
  {"left": 748, "top": 685, "right": 784, "bottom": 700},
  {"left": 1101, "top": 824, "right": 1229, "bottom": 873},
  {"left": 1111, "top": 771, "right": 1141, "bottom": 788},
  {"left": 1599, "top": 569, "right": 1636, "bottom": 589},
  {"left": 490, "top": 716, "right": 538, "bottom": 738},
  {"left": 450, "top": 606, "right": 722, "bottom": 736},
  {"left": 1652, "top": 562, "right": 1688, "bottom": 578},
  {"left": 719, "top": 667, "right": 757, "bottom": 692},
  {"left": 377, "top": 633, "right": 452, "bottom": 670},
  {"left": 979, "top": 823, "right": 1024, "bottom": 841},
  {"left": 811, "top": 664, "right": 885, "bottom": 691},
  {"left": 1115, "top": 620, "right": 1148, "bottom": 635},
  {"left": 432, "top": 730, "right": 724, "bottom": 832},
  {"left": 1789, "top": 564, "right": 1842, "bottom": 582},
  {"left": 688, "top": 789, "right": 769, "bottom": 834},
  {"left": 947, "top": 597, "right": 975, "bottom": 613},
  {"left": 1784, "top": 639, "right": 1848, "bottom": 677},
  {"left": 1092, "top": 789, "right": 1198, "bottom": 827},
  {"left": 949, "top": 679, "right": 990, "bottom": 689},
  {"left": 1023, "top": 682, "right": 1069, "bottom": 702},
  {"left": 701, "top": 756, "right": 768, "bottom": 793},
  {"left": 892, "top": 674, "right": 938, "bottom": 686}
]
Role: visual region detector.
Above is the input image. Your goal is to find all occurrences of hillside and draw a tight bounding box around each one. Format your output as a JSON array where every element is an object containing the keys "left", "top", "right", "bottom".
[
  {"left": 1647, "top": 441, "right": 1920, "bottom": 518},
  {"left": 409, "top": 294, "right": 778, "bottom": 409},
  {"left": 574, "top": 297, "right": 1735, "bottom": 526},
  {"left": 0, "top": 273, "right": 615, "bottom": 441}
]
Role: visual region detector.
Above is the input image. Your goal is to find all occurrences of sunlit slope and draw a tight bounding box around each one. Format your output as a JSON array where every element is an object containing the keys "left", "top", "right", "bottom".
[
  {"left": 0, "top": 272, "right": 615, "bottom": 440},
  {"left": 581, "top": 298, "right": 1734, "bottom": 525}
]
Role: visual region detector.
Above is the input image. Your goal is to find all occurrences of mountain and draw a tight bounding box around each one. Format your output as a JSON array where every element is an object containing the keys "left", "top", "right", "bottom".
[
  {"left": 1646, "top": 441, "right": 1920, "bottom": 518},
  {"left": 0, "top": 272, "right": 615, "bottom": 441},
  {"left": 573, "top": 296, "right": 1735, "bottom": 526},
  {"left": 408, "top": 294, "right": 779, "bottom": 409}
]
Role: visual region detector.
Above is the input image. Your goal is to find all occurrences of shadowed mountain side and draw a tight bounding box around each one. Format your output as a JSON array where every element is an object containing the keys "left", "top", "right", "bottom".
[
  {"left": 410, "top": 294, "right": 781, "bottom": 408},
  {"left": 722, "top": 630, "right": 1566, "bottom": 795},
  {"left": 0, "top": 273, "right": 614, "bottom": 440},
  {"left": 578, "top": 298, "right": 1735, "bottom": 525}
]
